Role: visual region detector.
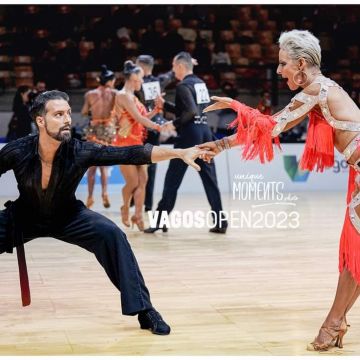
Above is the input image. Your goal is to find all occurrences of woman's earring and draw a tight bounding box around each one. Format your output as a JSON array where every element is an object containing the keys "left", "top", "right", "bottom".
[{"left": 293, "top": 70, "right": 308, "bottom": 87}]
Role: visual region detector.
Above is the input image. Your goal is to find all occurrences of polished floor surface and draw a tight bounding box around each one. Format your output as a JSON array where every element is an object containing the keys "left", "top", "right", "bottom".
[{"left": 0, "top": 192, "right": 359, "bottom": 355}]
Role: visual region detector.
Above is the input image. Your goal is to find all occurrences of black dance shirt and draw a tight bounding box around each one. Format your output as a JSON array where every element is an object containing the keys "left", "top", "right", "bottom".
[{"left": 0, "top": 135, "right": 153, "bottom": 220}]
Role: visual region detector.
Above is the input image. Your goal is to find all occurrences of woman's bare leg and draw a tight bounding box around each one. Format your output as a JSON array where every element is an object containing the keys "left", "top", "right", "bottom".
[
  {"left": 310, "top": 268, "right": 358, "bottom": 349},
  {"left": 100, "top": 166, "right": 108, "bottom": 197},
  {"left": 87, "top": 166, "right": 97, "bottom": 208},
  {"left": 133, "top": 165, "right": 148, "bottom": 219},
  {"left": 323, "top": 269, "right": 358, "bottom": 324},
  {"left": 119, "top": 165, "right": 138, "bottom": 208},
  {"left": 100, "top": 166, "right": 110, "bottom": 208}
]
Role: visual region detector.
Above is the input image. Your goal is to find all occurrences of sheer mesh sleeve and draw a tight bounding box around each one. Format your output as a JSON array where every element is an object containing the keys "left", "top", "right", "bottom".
[{"left": 77, "top": 141, "right": 153, "bottom": 168}]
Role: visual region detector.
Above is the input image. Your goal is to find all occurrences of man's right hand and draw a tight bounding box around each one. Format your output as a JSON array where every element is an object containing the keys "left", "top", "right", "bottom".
[
  {"left": 179, "top": 147, "right": 216, "bottom": 171},
  {"left": 196, "top": 141, "right": 221, "bottom": 163},
  {"left": 155, "top": 93, "right": 165, "bottom": 110}
]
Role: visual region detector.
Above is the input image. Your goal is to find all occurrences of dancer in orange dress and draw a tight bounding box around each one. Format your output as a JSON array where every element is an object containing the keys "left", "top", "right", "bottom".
[
  {"left": 81, "top": 65, "right": 117, "bottom": 209},
  {"left": 113, "top": 60, "right": 172, "bottom": 231},
  {"left": 198, "top": 30, "right": 360, "bottom": 351}
]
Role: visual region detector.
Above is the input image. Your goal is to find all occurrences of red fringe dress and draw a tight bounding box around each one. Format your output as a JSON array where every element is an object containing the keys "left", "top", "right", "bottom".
[
  {"left": 112, "top": 96, "right": 147, "bottom": 147},
  {"left": 228, "top": 99, "right": 360, "bottom": 284}
]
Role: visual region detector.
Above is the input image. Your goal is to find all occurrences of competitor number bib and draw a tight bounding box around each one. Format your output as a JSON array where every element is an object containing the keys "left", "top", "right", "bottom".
[
  {"left": 142, "top": 81, "right": 161, "bottom": 101},
  {"left": 194, "top": 83, "right": 210, "bottom": 104}
]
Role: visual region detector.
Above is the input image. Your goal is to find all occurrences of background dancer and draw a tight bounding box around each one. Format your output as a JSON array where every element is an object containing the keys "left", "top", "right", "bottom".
[
  {"left": 81, "top": 64, "right": 117, "bottom": 209},
  {"left": 135, "top": 54, "right": 175, "bottom": 212},
  {"left": 145, "top": 52, "right": 227, "bottom": 234},
  {"left": 113, "top": 60, "right": 173, "bottom": 231}
]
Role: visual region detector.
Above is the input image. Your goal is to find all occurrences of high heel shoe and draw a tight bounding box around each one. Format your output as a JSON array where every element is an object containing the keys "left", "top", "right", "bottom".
[
  {"left": 121, "top": 206, "right": 130, "bottom": 227},
  {"left": 307, "top": 319, "right": 348, "bottom": 351},
  {"left": 131, "top": 215, "right": 145, "bottom": 231},
  {"left": 86, "top": 196, "right": 94, "bottom": 208},
  {"left": 102, "top": 194, "right": 111, "bottom": 208}
]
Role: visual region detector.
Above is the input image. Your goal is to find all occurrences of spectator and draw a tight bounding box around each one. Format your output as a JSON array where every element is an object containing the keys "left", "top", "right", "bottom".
[
  {"left": 162, "top": 19, "right": 185, "bottom": 62},
  {"left": 211, "top": 44, "right": 231, "bottom": 68},
  {"left": 6, "top": 85, "right": 32, "bottom": 141},
  {"left": 29, "top": 80, "right": 47, "bottom": 104},
  {"left": 257, "top": 90, "right": 272, "bottom": 115},
  {"left": 140, "top": 20, "right": 165, "bottom": 60}
]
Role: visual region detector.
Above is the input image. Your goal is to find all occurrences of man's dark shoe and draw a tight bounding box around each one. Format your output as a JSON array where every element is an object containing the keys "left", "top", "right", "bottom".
[
  {"left": 138, "top": 308, "right": 171, "bottom": 335},
  {"left": 209, "top": 226, "right": 227, "bottom": 234},
  {"left": 144, "top": 225, "right": 168, "bottom": 233}
]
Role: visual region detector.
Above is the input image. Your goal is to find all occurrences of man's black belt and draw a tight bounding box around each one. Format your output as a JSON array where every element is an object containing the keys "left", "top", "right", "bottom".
[{"left": 4, "top": 200, "right": 31, "bottom": 307}]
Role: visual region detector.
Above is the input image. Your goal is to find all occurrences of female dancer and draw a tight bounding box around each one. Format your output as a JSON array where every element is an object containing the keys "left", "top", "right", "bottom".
[
  {"left": 198, "top": 30, "right": 360, "bottom": 351},
  {"left": 82, "top": 65, "right": 117, "bottom": 209},
  {"left": 113, "top": 60, "right": 171, "bottom": 231}
]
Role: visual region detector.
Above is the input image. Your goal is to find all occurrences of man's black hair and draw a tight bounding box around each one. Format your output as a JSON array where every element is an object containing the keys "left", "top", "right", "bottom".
[{"left": 30, "top": 90, "right": 69, "bottom": 121}]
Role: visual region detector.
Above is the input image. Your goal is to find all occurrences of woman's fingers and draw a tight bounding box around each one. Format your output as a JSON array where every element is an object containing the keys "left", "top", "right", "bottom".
[
  {"left": 203, "top": 96, "right": 233, "bottom": 113},
  {"left": 203, "top": 102, "right": 229, "bottom": 113},
  {"left": 210, "top": 96, "right": 233, "bottom": 104}
]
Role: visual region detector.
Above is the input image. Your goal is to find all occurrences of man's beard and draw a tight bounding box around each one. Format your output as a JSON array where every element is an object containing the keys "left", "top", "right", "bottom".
[{"left": 45, "top": 123, "right": 71, "bottom": 142}]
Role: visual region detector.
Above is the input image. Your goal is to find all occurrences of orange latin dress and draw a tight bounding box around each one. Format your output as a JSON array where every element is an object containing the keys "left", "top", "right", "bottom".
[
  {"left": 227, "top": 75, "right": 360, "bottom": 283},
  {"left": 113, "top": 96, "right": 149, "bottom": 147}
]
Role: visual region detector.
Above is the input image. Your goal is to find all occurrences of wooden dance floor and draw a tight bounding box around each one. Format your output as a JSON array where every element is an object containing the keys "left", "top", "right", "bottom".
[{"left": 1, "top": 192, "right": 359, "bottom": 355}]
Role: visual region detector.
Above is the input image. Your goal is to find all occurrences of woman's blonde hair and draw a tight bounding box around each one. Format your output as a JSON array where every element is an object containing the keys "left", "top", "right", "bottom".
[{"left": 278, "top": 30, "right": 321, "bottom": 68}]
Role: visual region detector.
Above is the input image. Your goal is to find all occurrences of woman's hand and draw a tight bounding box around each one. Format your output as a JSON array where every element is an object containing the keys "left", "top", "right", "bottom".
[
  {"left": 179, "top": 147, "right": 216, "bottom": 171},
  {"left": 203, "top": 96, "right": 234, "bottom": 113},
  {"left": 196, "top": 141, "right": 221, "bottom": 162},
  {"left": 160, "top": 121, "right": 176, "bottom": 132}
]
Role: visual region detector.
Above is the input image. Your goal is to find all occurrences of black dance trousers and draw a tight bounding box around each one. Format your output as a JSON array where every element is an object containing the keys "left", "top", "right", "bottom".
[
  {"left": 0, "top": 204, "right": 153, "bottom": 315},
  {"left": 156, "top": 123, "right": 227, "bottom": 228}
]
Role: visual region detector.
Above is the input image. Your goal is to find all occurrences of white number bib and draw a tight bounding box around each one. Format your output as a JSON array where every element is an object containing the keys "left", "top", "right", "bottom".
[
  {"left": 142, "top": 81, "right": 161, "bottom": 101},
  {"left": 194, "top": 83, "right": 210, "bottom": 104}
]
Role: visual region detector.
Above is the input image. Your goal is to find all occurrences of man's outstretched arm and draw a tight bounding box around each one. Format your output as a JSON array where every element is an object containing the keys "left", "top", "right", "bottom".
[
  {"left": 151, "top": 145, "right": 213, "bottom": 171},
  {"left": 79, "top": 142, "right": 214, "bottom": 172}
]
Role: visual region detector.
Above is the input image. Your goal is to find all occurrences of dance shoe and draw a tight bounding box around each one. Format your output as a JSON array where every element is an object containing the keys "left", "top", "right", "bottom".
[
  {"left": 102, "top": 194, "right": 110, "bottom": 208},
  {"left": 307, "top": 319, "right": 348, "bottom": 351},
  {"left": 86, "top": 196, "right": 94, "bottom": 208},
  {"left": 131, "top": 215, "right": 145, "bottom": 231},
  {"left": 209, "top": 226, "right": 227, "bottom": 234},
  {"left": 121, "top": 206, "right": 130, "bottom": 227},
  {"left": 138, "top": 308, "right": 171, "bottom": 335},
  {"left": 144, "top": 225, "right": 168, "bottom": 233}
]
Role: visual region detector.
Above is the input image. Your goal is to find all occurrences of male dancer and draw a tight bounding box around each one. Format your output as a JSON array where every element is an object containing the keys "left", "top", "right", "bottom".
[
  {"left": 135, "top": 55, "right": 175, "bottom": 211},
  {"left": 0, "top": 90, "right": 211, "bottom": 335},
  {"left": 145, "top": 52, "right": 227, "bottom": 234}
]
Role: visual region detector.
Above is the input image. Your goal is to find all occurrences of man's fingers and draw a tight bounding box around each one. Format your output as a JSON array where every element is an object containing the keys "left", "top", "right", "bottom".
[
  {"left": 199, "top": 150, "right": 216, "bottom": 157},
  {"left": 188, "top": 161, "right": 201, "bottom": 172}
]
